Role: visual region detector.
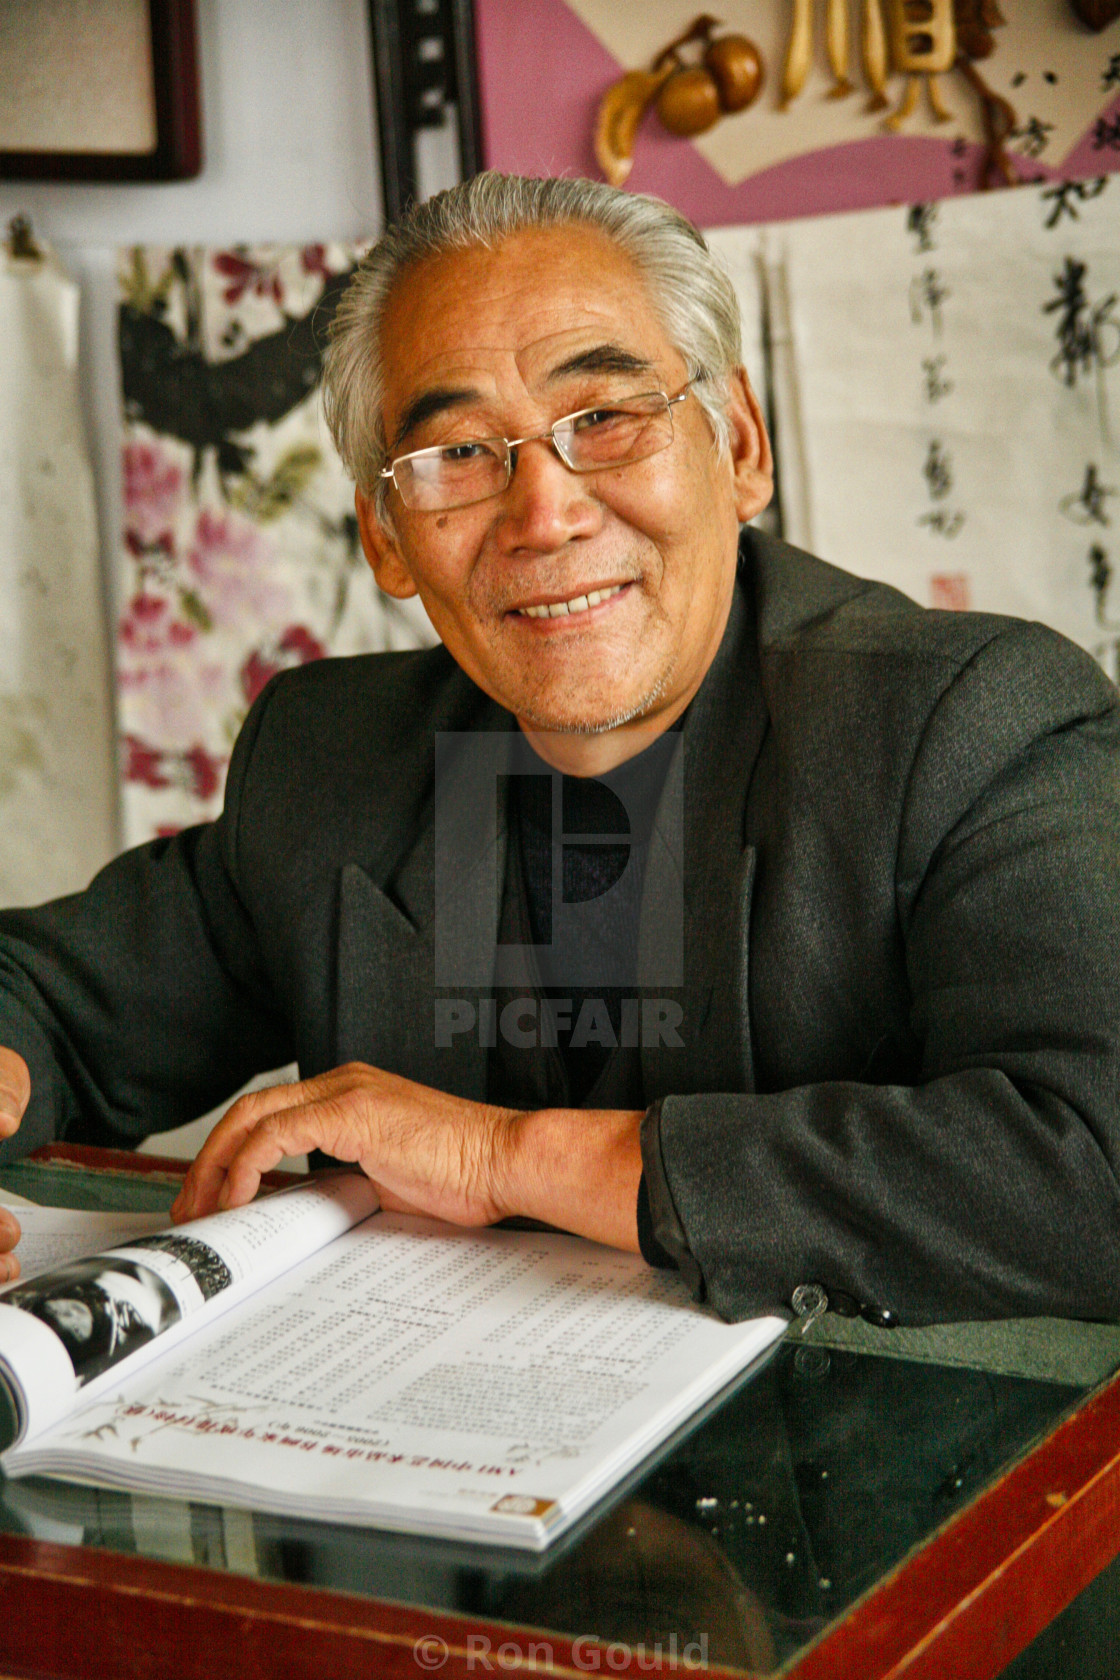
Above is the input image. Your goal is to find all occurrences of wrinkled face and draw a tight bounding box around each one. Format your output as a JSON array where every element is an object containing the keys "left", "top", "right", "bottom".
[{"left": 356, "top": 226, "right": 772, "bottom": 759}]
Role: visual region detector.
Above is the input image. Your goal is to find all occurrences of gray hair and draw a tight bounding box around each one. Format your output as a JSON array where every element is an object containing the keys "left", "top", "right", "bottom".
[{"left": 321, "top": 172, "right": 743, "bottom": 510}]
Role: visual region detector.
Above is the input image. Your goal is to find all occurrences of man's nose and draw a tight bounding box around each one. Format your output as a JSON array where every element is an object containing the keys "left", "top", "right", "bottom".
[{"left": 495, "top": 436, "right": 601, "bottom": 550}]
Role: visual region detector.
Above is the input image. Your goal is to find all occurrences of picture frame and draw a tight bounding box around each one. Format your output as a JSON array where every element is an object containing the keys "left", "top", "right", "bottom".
[{"left": 0, "top": 0, "right": 201, "bottom": 183}]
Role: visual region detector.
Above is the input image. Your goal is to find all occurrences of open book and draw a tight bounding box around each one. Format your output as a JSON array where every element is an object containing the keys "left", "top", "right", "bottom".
[{"left": 0, "top": 1176, "right": 786, "bottom": 1549}]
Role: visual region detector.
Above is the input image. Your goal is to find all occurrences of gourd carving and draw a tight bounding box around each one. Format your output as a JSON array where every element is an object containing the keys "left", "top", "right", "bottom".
[
  {"left": 1070, "top": 0, "right": 1120, "bottom": 29},
  {"left": 594, "top": 15, "right": 764, "bottom": 187},
  {"left": 782, "top": 0, "right": 857, "bottom": 105},
  {"left": 593, "top": 2, "right": 1024, "bottom": 191},
  {"left": 883, "top": 0, "right": 958, "bottom": 127},
  {"left": 954, "top": 0, "right": 1017, "bottom": 186},
  {"left": 781, "top": 0, "right": 959, "bottom": 124}
]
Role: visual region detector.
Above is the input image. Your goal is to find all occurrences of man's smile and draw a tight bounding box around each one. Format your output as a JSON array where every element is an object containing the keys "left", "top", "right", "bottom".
[{"left": 508, "top": 581, "right": 631, "bottom": 620}]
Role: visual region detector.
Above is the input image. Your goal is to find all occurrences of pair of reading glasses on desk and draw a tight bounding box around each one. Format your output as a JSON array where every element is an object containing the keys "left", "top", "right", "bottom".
[{"left": 378, "top": 381, "right": 694, "bottom": 511}]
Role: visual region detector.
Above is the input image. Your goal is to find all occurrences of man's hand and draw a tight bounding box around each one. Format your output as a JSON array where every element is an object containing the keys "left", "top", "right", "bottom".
[
  {"left": 171, "top": 1063, "right": 522, "bottom": 1228},
  {"left": 0, "top": 1048, "right": 29, "bottom": 1282},
  {"left": 170, "top": 1062, "right": 645, "bottom": 1255}
]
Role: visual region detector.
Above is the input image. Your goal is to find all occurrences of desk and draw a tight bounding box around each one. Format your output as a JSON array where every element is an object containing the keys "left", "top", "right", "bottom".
[{"left": 0, "top": 1144, "right": 1117, "bottom": 1679}]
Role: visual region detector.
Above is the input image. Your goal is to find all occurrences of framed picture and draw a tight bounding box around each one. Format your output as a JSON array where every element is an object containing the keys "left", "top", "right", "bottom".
[{"left": 0, "top": 0, "right": 201, "bottom": 182}]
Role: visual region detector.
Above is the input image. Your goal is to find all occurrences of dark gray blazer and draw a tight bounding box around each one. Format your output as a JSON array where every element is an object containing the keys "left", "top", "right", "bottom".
[{"left": 2, "top": 530, "right": 1119, "bottom": 1325}]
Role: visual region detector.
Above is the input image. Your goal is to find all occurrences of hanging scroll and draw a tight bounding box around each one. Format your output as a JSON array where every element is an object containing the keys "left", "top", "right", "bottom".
[
  {"left": 116, "top": 241, "right": 437, "bottom": 845},
  {"left": 0, "top": 234, "right": 117, "bottom": 904},
  {"left": 760, "top": 175, "right": 1120, "bottom": 671}
]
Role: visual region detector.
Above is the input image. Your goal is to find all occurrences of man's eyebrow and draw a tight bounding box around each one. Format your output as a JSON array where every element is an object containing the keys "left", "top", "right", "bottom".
[
  {"left": 545, "top": 345, "right": 657, "bottom": 383},
  {"left": 393, "top": 386, "right": 481, "bottom": 450},
  {"left": 391, "top": 347, "right": 656, "bottom": 447}
]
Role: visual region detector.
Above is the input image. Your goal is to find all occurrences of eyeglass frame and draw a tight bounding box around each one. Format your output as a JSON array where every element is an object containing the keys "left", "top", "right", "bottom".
[{"left": 376, "top": 379, "right": 696, "bottom": 512}]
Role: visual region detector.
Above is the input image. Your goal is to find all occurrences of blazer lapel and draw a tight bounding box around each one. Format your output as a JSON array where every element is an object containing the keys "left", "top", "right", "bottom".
[
  {"left": 641, "top": 567, "right": 768, "bottom": 1100},
  {"left": 335, "top": 707, "right": 516, "bottom": 1102},
  {"left": 336, "top": 858, "right": 447, "bottom": 1083}
]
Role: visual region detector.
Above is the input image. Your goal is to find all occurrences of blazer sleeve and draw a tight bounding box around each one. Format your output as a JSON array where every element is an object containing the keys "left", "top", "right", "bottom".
[
  {"left": 0, "top": 681, "right": 294, "bottom": 1157},
  {"left": 642, "top": 623, "right": 1120, "bottom": 1326}
]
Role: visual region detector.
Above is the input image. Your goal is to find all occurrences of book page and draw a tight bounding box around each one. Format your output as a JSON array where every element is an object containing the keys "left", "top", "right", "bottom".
[
  {"left": 7, "top": 1214, "right": 786, "bottom": 1546},
  {"left": 0, "top": 1189, "right": 39, "bottom": 1208},
  {"left": 0, "top": 1174, "right": 378, "bottom": 1444},
  {"left": 12, "top": 1208, "right": 171, "bottom": 1281}
]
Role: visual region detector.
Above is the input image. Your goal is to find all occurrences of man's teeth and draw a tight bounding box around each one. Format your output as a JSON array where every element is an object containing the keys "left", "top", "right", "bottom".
[{"left": 519, "top": 584, "right": 624, "bottom": 620}]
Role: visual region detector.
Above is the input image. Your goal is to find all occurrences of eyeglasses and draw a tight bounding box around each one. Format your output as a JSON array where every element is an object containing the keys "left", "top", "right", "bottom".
[{"left": 378, "top": 382, "right": 694, "bottom": 512}]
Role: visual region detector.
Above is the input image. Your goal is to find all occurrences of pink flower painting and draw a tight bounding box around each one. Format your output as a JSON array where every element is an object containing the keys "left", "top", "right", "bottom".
[
  {"left": 117, "top": 239, "right": 436, "bottom": 843},
  {"left": 123, "top": 439, "right": 185, "bottom": 549},
  {"left": 186, "top": 508, "right": 290, "bottom": 627}
]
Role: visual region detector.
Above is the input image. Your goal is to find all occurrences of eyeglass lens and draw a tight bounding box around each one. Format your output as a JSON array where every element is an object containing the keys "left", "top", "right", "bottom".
[{"left": 393, "top": 392, "right": 676, "bottom": 512}]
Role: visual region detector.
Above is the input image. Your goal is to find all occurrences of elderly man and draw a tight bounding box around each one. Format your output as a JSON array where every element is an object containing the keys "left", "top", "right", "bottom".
[{"left": 0, "top": 173, "right": 1117, "bottom": 1328}]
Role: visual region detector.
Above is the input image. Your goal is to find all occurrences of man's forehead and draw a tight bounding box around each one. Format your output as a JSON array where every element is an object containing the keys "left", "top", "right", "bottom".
[
  {"left": 377, "top": 227, "right": 683, "bottom": 435},
  {"left": 388, "top": 324, "right": 664, "bottom": 397}
]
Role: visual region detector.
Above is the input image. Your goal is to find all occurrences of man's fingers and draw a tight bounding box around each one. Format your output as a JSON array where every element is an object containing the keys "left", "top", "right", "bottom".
[
  {"left": 174, "top": 1106, "right": 263, "bottom": 1219},
  {"left": 172, "top": 1077, "right": 322, "bottom": 1221},
  {"left": 0, "top": 1207, "right": 21, "bottom": 1254},
  {"left": 0, "top": 1049, "right": 30, "bottom": 1138},
  {"left": 173, "top": 1062, "right": 514, "bottom": 1232},
  {"left": 173, "top": 1075, "right": 355, "bottom": 1222},
  {"left": 218, "top": 1109, "right": 336, "bottom": 1210},
  {"left": 0, "top": 1205, "right": 21, "bottom": 1283}
]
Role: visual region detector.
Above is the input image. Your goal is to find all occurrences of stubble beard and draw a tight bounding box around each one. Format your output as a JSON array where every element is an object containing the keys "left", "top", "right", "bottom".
[
  {"left": 511, "top": 658, "right": 674, "bottom": 736},
  {"left": 484, "top": 560, "right": 677, "bottom": 734}
]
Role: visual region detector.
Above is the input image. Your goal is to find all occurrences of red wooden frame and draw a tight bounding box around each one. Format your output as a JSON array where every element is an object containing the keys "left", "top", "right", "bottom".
[
  {"left": 0, "top": 0, "right": 201, "bottom": 182},
  {"left": 25, "top": 1142, "right": 299, "bottom": 1189},
  {"left": 0, "top": 1145, "right": 1116, "bottom": 1678}
]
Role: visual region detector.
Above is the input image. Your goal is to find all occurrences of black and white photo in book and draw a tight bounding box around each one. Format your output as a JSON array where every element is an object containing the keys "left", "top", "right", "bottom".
[{"left": 5, "top": 1257, "right": 180, "bottom": 1385}]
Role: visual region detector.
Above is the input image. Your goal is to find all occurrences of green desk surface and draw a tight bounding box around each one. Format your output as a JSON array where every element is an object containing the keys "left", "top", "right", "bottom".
[{"left": 0, "top": 1155, "right": 184, "bottom": 1215}]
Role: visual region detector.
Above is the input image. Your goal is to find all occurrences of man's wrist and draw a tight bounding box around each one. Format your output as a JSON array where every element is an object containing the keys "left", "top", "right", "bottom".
[{"left": 501, "top": 1104, "right": 644, "bottom": 1252}]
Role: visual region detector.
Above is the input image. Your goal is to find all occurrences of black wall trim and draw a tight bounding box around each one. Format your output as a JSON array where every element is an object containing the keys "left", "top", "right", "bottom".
[{"left": 369, "top": 0, "right": 482, "bottom": 224}]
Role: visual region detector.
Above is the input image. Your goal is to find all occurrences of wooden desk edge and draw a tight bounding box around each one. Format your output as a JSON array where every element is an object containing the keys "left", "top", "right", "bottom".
[
  {"left": 793, "top": 1363, "right": 1120, "bottom": 1679},
  {"left": 23, "top": 1141, "right": 305, "bottom": 1189},
  {"left": 0, "top": 1146, "right": 1115, "bottom": 1680}
]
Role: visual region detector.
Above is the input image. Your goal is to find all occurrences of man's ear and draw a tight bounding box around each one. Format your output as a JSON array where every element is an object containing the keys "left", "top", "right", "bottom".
[
  {"left": 725, "top": 366, "right": 774, "bottom": 525},
  {"left": 354, "top": 486, "right": 420, "bottom": 599}
]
